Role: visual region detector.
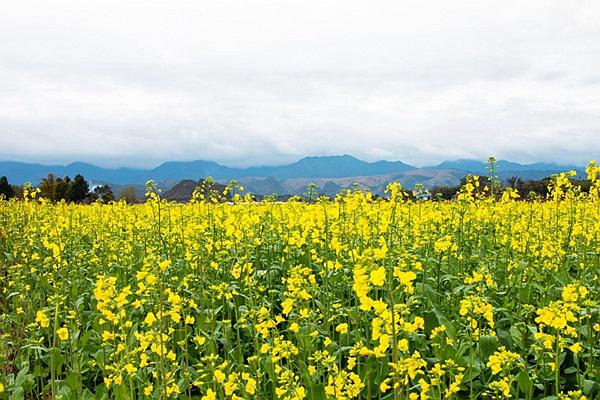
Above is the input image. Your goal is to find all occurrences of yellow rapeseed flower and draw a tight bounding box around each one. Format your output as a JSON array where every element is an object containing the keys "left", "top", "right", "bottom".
[
  {"left": 369, "top": 267, "right": 386, "bottom": 287},
  {"left": 201, "top": 389, "right": 217, "bottom": 400},
  {"left": 569, "top": 342, "right": 582, "bottom": 354},
  {"left": 335, "top": 323, "right": 349, "bottom": 334},
  {"left": 35, "top": 310, "right": 50, "bottom": 328},
  {"left": 57, "top": 327, "right": 69, "bottom": 341}
]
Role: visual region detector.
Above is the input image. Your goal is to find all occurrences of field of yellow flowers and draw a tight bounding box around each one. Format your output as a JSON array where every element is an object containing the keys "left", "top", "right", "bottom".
[{"left": 1, "top": 165, "right": 600, "bottom": 400}]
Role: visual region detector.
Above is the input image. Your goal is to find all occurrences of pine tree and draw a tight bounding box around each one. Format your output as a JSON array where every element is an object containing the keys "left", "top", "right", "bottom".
[{"left": 67, "top": 174, "right": 89, "bottom": 203}]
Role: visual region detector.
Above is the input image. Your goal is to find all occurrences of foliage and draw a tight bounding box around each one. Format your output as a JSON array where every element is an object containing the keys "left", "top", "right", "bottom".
[
  {"left": 93, "top": 185, "right": 116, "bottom": 203},
  {"left": 67, "top": 174, "right": 90, "bottom": 203},
  {"left": 0, "top": 176, "right": 14, "bottom": 199},
  {"left": 35, "top": 173, "right": 92, "bottom": 203},
  {"left": 118, "top": 186, "right": 140, "bottom": 204}
]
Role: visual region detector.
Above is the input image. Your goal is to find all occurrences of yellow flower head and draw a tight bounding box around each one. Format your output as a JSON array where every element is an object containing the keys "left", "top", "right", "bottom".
[
  {"left": 369, "top": 267, "right": 386, "bottom": 287},
  {"left": 35, "top": 310, "right": 50, "bottom": 328},
  {"left": 57, "top": 327, "right": 69, "bottom": 341},
  {"left": 201, "top": 389, "right": 217, "bottom": 400},
  {"left": 336, "top": 323, "right": 349, "bottom": 334}
]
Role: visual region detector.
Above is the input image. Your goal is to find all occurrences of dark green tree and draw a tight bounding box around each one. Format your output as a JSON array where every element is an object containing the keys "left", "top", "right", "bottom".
[
  {"left": 0, "top": 176, "right": 15, "bottom": 199},
  {"left": 38, "top": 173, "right": 57, "bottom": 199},
  {"left": 67, "top": 174, "right": 89, "bottom": 203},
  {"left": 430, "top": 185, "right": 459, "bottom": 200},
  {"left": 54, "top": 177, "right": 71, "bottom": 201},
  {"left": 93, "top": 185, "right": 115, "bottom": 202}
]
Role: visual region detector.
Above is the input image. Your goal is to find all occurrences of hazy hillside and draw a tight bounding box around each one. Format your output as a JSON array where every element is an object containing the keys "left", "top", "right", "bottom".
[
  {"left": 243, "top": 155, "right": 415, "bottom": 179},
  {"left": 429, "top": 159, "right": 584, "bottom": 179},
  {"left": 0, "top": 156, "right": 587, "bottom": 197},
  {"left": 163, "top": 179, "right": 228, "bottom": 202},
  {"left": 265, "top": 169, "right": 465, "bottom": 196},
  {"left": 0, "top": 155, "right": 415, "bottom": 185}
]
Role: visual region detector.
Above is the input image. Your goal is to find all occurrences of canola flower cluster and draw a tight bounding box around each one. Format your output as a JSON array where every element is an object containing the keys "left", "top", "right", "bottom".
[{"left": 1, "top": 163, "right": 600, "bottom": 399}]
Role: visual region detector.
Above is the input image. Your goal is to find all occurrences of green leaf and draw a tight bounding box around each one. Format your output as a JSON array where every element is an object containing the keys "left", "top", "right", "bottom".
[
  {"left": 431, "top": 306, "right": 457, "bottom": 339},
  {"left": 8, "top": 386, "right": 24, "bottom": 400},
  {"left": 65, "top": 372, "right": 81, "bottom": 392},
  {"left": 58, "top": 383, "right": 72, "bottom": 399},
  {"left": 516, "top": 370, "right": 533, "bottom": 395},
  {"left": 583, "top": 379, "right": 598, "bottom": 395},
  {"left": 509, "top": 325, "right": 524, "bottom": 349},
  {"left": 518, "top": 287, "right": 529, "bottom": 302},
  {"left": 461, "top": 365, "right": 482, "bottom": 383},
  {"left": 479, "top": 335, "right": 498, "bottom": 361},
  {"left": 14, "top": 365, "right": 29, "bottom": 386},
  {"left": 423, "top": 310, "right": 439, "bottom": 335}
]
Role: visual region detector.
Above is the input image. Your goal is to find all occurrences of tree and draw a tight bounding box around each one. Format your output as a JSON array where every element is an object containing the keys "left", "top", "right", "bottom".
[
  {"left": 430, "top": 185, "right": 459, "bottom": 200},
  {"left": 0, "top": 176, "right": 15, "bottom": 199},
  {"left": 67, "top": 174, "right": 89, "bottom": 203},
  {"left": 118, "top": 186, "right": 139, "bottom": 203},
  {"left": 53, "top": 177, "right": 71, "bottom": 201},
  {"left": 38, "top": 173, "right": 57, "bottom": 199},
  {"left": 505, "top": 176, "right": 523, "bottom": 189},
  {"left": 11, "top": 185, "right": 24, "bottom": 199},
  {"left": 93, "top": 185, "right": 115, "bottom": 203}
]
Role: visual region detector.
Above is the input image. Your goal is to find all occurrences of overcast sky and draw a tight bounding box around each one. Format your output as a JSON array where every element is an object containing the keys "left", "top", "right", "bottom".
[{"left": 1, "top": 1, "right": 599, "bottom": 168}]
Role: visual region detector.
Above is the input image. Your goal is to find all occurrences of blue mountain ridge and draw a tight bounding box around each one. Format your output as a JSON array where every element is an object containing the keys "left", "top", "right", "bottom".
[{"left": 0, "top": 155, "right": 586, "bottom": 186}]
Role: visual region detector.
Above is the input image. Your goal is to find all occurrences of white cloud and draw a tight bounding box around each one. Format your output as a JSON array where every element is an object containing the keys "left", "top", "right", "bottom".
[{"left": 1, "top": 0, "right": 600, "bottom": 167}]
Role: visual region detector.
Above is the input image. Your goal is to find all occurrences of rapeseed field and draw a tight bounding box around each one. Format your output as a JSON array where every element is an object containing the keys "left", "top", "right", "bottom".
[{"left": 1, "top": 164, "right": 600, "bottom": 399}]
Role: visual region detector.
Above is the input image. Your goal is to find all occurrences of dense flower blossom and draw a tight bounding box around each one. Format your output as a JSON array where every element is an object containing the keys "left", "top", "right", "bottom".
[{"left": 1, "top": 166, "right": 599, "bottom": 398}]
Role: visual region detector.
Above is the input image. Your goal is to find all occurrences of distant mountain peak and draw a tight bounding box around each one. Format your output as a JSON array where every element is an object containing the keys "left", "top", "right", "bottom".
[{"left": 0, "top": 155, "right": 586, "bottom": 187}]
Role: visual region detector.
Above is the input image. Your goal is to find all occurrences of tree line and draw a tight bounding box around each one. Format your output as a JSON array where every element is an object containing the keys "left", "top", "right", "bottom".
[
  {"left": 0, "top": 171, "right": 594, "bottom": 203},
  {"left": 429, "top": 175, "right": 594, "bottom": 200},
  {"left": 0, "top": 173, "right": 140, "bottom": 203}
]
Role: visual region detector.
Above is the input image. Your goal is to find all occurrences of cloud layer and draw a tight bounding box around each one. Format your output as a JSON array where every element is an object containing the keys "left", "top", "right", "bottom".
[{"left": 1, "top": 0, "right": 600, "bottom": 167}]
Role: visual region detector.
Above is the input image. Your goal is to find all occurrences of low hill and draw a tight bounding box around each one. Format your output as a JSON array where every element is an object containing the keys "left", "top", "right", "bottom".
[
  {"left": 230, "top": 168, "right": 465, "bottom": 196},
  {"left": 163, "top": 179, "right": 227, "bottom": 202}
]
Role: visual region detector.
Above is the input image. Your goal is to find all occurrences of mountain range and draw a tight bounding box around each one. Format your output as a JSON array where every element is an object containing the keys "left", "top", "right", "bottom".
[{"left": 0, "top": 155, "right": 586, "bottom": 196}]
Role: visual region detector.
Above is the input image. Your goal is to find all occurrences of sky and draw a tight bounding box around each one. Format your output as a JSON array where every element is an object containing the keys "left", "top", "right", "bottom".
[{"left": 1, "top": 0, "right": 599, "bottom": 168}]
